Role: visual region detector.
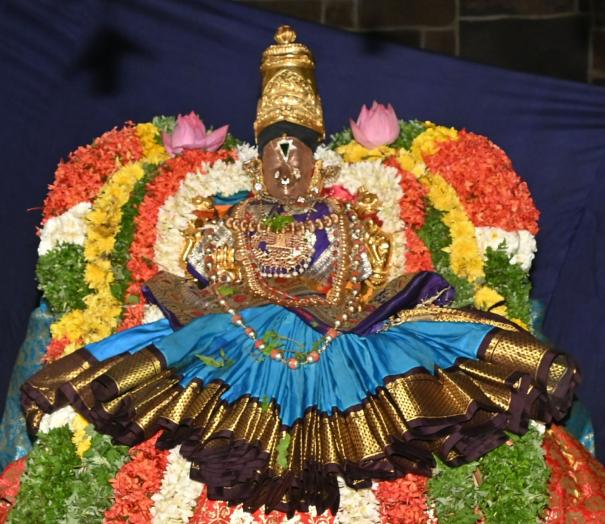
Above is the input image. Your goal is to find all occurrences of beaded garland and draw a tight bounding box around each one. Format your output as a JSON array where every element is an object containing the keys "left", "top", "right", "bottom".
[{"left": 205, "top": 200, "right": 366, "bottom": 368}]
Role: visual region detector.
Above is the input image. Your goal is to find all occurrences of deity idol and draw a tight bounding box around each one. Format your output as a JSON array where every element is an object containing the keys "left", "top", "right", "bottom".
[{"left": 21, "top": 26, "right": 578, "bottom": 515}]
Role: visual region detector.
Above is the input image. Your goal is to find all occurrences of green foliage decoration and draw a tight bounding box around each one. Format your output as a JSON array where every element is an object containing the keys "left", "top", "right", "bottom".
[
  {"left": 8, "top": 427, "right": 81, "bottom": 523},
  {"left": 418, "top": 205, "right": 475, "bottom": 307},
  {"left": 60, "top": 429, "right": 130, "bottom": 523},
  {"left": 110, "top": 163, "right": 160, "bottom": 303},
  {"left": 429, "top": 427, "right": 549, "bottom": 523},
  {"left": 36, "top": 244, "right": 91, "bottom": 314},
  {"left": 484, "top": 246, "right": 532, "bottom": 328}
]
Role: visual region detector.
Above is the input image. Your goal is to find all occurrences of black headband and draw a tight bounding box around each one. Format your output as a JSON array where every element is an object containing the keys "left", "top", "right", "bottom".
[{"left": 257, "top": 121, "right": 321, "bottom": 154}]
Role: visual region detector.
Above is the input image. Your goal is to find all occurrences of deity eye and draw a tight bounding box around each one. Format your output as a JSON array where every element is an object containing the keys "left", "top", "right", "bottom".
[{"left": 276, "top": 138, "right": 296, "bottom": 161}]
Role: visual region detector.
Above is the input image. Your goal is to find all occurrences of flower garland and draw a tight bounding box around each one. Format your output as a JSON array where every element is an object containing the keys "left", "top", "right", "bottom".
[
  {"left": 423, "top": 131, "right": 539, "bottom": 235},
  {"left": 475, "top": 227, "right": 537, "bottom": 272},
  {"left": 60, "top": 429, "right": 130, "bottom": 522},
  {"left": 149, "top": 446, "right": 203, "bottom": 523},
  {"left": 383, "top": 157, "right": 433, "bottom": 273},
  {"left": 374, "top": 475, "right": 431, "bottom": 524},
  {"left": 104, "top": 433, "right": 169, "bottom": 523},
  {"left": 49, "top": 162, "right": 147, "bottom": 352},
  {"left": 14, "top": 112, "right": 556, "bottom": 523},
  {"left": 334, "top": 479, "right": 380, "bottom": 523},
  {"left": 110, "top": 163, "right": 162, "bottom": 305},
  {"left": 38, "top": 201, "right": 91, "bottom": 256},
  {"left": 42, "top": 124, "right": 144, "bottom": 221},
  {"left": 328, "top": 159, "right": 407, "bottom": 279}
]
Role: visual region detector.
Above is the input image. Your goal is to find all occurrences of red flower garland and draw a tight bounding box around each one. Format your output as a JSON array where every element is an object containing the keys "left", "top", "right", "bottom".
[
  {"left": 44, "top": 337, "right": 72, "bottom": 363},
  {"left": 189, "top": 485, "right": 335, "bottom": 523},
  {"left": 42, "top": 125, "right": 144, "bottom": 222},
  {"left": 423, "top": 131, "right": 539, "bottom": 235},
  {"left": 374, "top": 474, "right": 430, "bottom": 524},
  {"left": 383, "top": 157, "right": 433, "bottom": 273},
  {"left": 119, "top": 149, "right": 233, "bottom": 329},
  {"left": 104, "top": 433, "right": 169, "bottom": 523}
]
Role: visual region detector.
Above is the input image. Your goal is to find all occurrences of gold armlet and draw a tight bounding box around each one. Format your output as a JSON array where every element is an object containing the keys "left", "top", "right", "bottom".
[
  {"left": 179, "top": 197, "right": 217, "bottom": 273},
  {"left": 350, "top": 187, "right": 392, "bottom": 299}
]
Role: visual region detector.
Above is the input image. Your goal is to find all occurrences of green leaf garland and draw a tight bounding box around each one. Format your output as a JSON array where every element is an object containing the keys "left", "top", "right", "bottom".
[
  {"left": 391, "top": 119, "right": 426, "bottom": 150},
  {"left": 484, "top": 246, "right": 532, "bottom": 327},
  {"left": 328, "top": 127, "right": 354, "bottom": 150},
  {"left": 36, "top": 243, "right": 91, "bottom": 314},
  {"left": 110, "top": 163, "right": 160, "bottom": 303},
  {"left": 8, "top": 427, "right": 80, "bottom": 523},
  {"left": 428, "top": 427, "right": 549, "bottom": 523},
  {"left": 61, "top": 430, "right": 130, "bottom": 523},
  {"left": 417, "top": 205, "right": 475, "bottom": 307}
]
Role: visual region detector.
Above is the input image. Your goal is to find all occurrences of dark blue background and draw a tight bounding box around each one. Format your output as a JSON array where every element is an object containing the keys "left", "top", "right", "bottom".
[{"left": 1, "top": 0, "right": 604, "bottom": 460}]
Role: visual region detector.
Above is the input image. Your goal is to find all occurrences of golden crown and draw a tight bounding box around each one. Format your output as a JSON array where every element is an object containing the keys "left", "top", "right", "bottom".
[{"left": 254, "top": 26, "right": 325, "bottom": 140}]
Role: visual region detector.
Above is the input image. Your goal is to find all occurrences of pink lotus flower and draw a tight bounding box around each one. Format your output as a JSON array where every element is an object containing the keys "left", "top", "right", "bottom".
[
  {"left": 350, "top": 101, "right": 400, "bottom": 149},
  {"left": 162, "top": 112, "right": 228, "bottom": 155}
]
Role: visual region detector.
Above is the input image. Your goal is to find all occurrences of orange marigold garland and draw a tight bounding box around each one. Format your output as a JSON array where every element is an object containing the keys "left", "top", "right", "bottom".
[
  {"left": 423, "top": 131, "right": 539, "bottom": 234},
  {"left": 375, "top": 474, "right": 430, "bottom": 524},
  {"left": 42, "top": 125, "right": 144, "bottom": 222},
  {"left": 104, "top": 432, "right": 169, "bottom": 523}
]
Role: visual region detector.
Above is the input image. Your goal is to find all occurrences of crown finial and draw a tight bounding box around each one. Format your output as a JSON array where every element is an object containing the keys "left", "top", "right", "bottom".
[{"left": 275, "top": 25, "right": 296, "bottom": 45}]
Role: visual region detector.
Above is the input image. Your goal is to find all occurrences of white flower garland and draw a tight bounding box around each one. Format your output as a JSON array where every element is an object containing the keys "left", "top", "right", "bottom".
[
  {"left": 474, "top": 227, "right": 536, "bottom": 272},
  {"left": 38, "top": 405, "right": 77, "bottom": 433},
  {"left": 142, "top": 304, "right": 166, "bottom": 324},
  {"left": 327, "top": 159, "right": 407, "bottom": 279},
  {"left": 150, "top": 446, "right": 204, "bottom": 523},
  {"left": 334, "top": 480, "right": 381, "bottom": 524},
  {"left": 154, "top": 153, "right": 407, "bottom": 282},
  {"left": 38, "top": 202, "right": 91, "bottom": 256}
]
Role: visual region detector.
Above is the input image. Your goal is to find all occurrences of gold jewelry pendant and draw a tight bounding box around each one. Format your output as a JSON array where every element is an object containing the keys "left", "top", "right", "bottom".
[{"left": 243, "top": 158, "right": 266, "bottom": 194}]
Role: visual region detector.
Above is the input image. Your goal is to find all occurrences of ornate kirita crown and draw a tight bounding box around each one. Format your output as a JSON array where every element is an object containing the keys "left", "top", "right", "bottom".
[{"left": 254, "top": 25, "right": 325, "bottom": 140}]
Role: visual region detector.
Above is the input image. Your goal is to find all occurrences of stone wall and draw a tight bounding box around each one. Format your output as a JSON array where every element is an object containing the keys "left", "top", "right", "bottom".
[{"left": 235, "top": 0, "right": 605, "bottom": 85}]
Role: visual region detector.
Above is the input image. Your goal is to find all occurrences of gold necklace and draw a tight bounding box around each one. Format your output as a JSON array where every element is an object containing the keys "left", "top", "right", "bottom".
[{"left": 230, "top": 200, "right": 356, "bottom": 308}]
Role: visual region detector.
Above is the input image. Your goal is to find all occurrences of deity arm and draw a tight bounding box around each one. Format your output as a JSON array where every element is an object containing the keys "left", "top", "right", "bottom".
[
  {"left": 180, "top": 197, "right": 240, "bottom": 285},
  {"left": 351, "top": 188, "right": 393, "bottom": 302}
]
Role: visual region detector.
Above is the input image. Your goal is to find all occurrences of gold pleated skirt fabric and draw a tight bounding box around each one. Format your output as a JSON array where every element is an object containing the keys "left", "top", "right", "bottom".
[{"left": 21, "top": 306, "right": 578, "bottom": 514}]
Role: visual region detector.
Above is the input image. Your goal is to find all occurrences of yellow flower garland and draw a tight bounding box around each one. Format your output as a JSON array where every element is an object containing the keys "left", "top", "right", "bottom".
[
  {"left": 50, "top": 162, "right": 146, "bottom": 350},
  {"left": 71, "top": 413, "right": 92, "bottom": 457},
  {"left": 136, "top": 122, "right": 170, "bottom": 164},
  {"left": 336, "top": 142, "right": 396, "bottom": 163},
  {"left": 50, "top": 123, "right": 166, "bottom": 353}
]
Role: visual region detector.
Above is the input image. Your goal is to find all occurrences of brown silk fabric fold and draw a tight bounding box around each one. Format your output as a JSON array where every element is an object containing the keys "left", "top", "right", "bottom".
[{"left": 20, "top": 307, "right": 579, "bottom": 514}]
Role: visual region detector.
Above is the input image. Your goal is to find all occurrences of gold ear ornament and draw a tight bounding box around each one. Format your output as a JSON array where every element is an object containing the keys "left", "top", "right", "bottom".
[{"left": 243, "top": 158, "right": 266, "bottom": 195}]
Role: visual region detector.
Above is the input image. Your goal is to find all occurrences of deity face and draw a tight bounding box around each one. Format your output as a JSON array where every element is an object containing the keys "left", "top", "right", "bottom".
[{"left": 261, "top": 136, "right": 315, "bottom": 203}]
